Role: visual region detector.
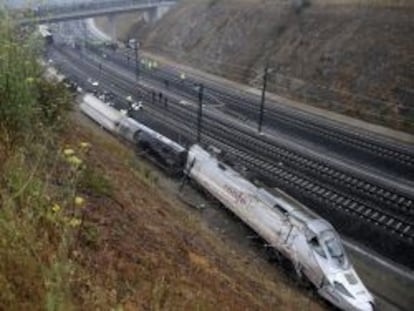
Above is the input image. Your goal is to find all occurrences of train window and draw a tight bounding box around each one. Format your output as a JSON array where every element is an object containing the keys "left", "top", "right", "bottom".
[
  {"left": 304, "top": 227, "right": 315, "bottom": 241},
  {"left": 320, "top": 230, "right": 348, "bottom": 268},
  {"left": 218, "top": 163, "right": 227, "bottom": 171},
  {"left": 325, "top": 238, "right": 343, "bottom": 258},
  {"left": 274, "top": 204, "right": 288, "bottom": 215},
  {"left": 309, "top": 237, "right": 326, "bottom": 259}
]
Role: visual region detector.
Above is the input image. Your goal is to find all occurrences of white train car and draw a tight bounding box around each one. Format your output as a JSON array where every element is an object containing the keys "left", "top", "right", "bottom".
[
  {"left": 38, "top": 25, "right": 53, "bottom": 44},
  {"left": 186, "top": 145, "right": 374, "bottom": 311},
  {"left": 80, "top": 94, "right": 187, "bottom": 173},
  {"left": 80, "top": 94, "right": 124, "bottom": 132}
]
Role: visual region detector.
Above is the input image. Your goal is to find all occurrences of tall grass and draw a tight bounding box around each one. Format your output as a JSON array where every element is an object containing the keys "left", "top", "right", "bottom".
[{"left": 0, "top": 9, "right": 82, "bottom": 311}]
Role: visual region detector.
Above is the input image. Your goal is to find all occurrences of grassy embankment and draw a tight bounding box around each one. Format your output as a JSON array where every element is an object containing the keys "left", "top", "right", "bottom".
[{"left": 0, "top": 10, "right": 90, "bottom": 310}]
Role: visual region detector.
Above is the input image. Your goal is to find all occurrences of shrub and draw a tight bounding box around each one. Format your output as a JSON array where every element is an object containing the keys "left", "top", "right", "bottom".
[
  {"left": 79, "top": 166, "right": 113, "bottom": 197},
  {"left": 0, "top": 15, "right": 72, "bottom": 151},
  {"left": 0, "top": 11, "right": 76, "bottom": 310}
]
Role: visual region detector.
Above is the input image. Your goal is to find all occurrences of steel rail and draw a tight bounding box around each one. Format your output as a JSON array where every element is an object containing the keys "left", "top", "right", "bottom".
[
  {"left": 50, "top": 45, "right": 414, "bottom": 267},
  {"left": 92, "top": 44, "right": 414, "bottom": 180},
  {"left": 80, "top": 44, "right": 414, "bottom": 219}
]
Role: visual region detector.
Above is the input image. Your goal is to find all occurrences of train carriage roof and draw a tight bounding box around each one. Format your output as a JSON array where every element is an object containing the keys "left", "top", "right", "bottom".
[
  {"left": 190, "top": 144, "right": 320, "bottom": 225},
  {"left": 261, "top": 187, "right": 319, "bottom": 224}
]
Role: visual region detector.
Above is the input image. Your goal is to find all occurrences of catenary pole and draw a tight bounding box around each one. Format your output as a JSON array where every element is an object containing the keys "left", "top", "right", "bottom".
[
  {"left": 258, "top": 63, "right": 269, "bottom": 133},
  {"left": 197, "top": 83, "right": 204, "bottom": 143}
]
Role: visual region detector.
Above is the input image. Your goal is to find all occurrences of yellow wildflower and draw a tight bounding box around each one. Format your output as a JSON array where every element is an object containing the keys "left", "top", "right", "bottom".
[
  {"left": 69, "top": 218, "right": 82, "bottom": 228},
  {"left": 26, "top": 77, "right": 35, "bottom": 84},
  {"left": 67, "top": 155, "right": 83, "bottom": 167},
  {"left": 79, "top": 142, "right": 91, "bottom": 150},
  {"left": 74, "top": 196, "right": 85, "bottom": 207},
  {"left": 51, "top": 203, "right": 61, "bottom": 213},
  {"left": 63, "top": 148, "right": 75, "bottom": 157}
]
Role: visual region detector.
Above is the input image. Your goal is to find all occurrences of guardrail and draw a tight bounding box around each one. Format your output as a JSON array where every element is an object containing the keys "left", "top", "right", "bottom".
[
  {"left": 18, "top": 0, "right": 177, "bottom": 25},
  {"left": 34, "top": 0, "right": 176, "bottom": 17}
]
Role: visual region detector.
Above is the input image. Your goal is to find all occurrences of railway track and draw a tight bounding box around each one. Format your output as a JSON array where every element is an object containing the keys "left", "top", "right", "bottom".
[
  {"left": 87, "top": 44, "right": 414, "bottom": 182},
  {"left": 87, "top": 45, "right": 414, "bottom": 221},
  {"left": 51, "top": 44, "right": 414, "bottom": 268},
  {"left": 59, "top": 46, "right": 414, "bottom": 222}
]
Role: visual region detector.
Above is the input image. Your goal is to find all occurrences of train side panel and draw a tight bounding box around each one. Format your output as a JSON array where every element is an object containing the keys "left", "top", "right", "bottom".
[
  {"left": 80, "top": 94, "right": 124, "bottom": 132},
  {"left": 186, "top": 145, "right": 291, "bottom": 251},
  {"left": 186, "top": 145, "right": 374, "bottom": 311},
  {"left": 132, "top": 123, "right": 187, "bottom": 174},
  {"left": 117, "top": 117, "right": 143, "bottom": 142}
]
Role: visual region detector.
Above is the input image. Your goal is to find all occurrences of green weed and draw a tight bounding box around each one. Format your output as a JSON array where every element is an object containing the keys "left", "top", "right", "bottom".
[{"left": 79, "top": 166, "right": 113, "bottom": 197}]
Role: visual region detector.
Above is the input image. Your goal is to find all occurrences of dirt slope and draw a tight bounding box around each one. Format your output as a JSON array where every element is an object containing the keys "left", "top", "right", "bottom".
[
  {"left": 114, "top": 0, "right": 414, "bottom": 132},
  {"left": 64, "top": 112, "right": 326, "bottom": 310}
]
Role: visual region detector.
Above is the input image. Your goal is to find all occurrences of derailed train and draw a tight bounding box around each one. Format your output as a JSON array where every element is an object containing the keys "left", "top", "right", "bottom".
[
  {"left": 81, "top": 94, "right": 187, "bottom": 173},
  {"left": 80, "top": 93, "right": 374, "bottom": 311}
]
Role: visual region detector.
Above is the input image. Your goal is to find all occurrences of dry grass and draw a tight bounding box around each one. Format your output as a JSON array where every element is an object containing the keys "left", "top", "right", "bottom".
[
  {"left": 56, "top": 111, "right": 328, "bottom": 310},
  {"left": 0, "top": 13, "right": 328, "bottom": 304},
  {"left": 0, "top": 102, "right": 327, "bottom": 310}
]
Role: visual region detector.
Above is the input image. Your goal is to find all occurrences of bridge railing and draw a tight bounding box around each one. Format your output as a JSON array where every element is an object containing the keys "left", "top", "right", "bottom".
[{"left": 34, "top": 0, "right": 175, "bottom": 17}]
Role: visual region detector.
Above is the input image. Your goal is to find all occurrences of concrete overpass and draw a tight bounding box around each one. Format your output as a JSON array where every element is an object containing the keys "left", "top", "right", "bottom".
[{"left": 19, "top": 0, "right": 176, "bottom": 25}]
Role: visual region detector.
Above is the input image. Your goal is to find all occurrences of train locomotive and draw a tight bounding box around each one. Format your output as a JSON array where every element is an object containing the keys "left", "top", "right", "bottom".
[
  {"left": 185, "top": 145, "right": 375, "bottom": 311},
  {"left": 79, "top": 93, "right": 374, "bottom": 311}
]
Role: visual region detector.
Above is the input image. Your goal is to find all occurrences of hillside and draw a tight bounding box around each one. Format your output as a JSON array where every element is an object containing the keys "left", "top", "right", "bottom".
[
  {"left": 100, "top": 0, "right": 414, "bottom": 132},
  {"left": 51, "top": 112, "right": 327, "bottom": 310},
  {"left": 0, "top": 15, "right": 327, "bottom": 310},
  {"left": 0, "top": 71, "right": 326, "bottom": 309},
  {"left": 1, "top": 91, "right": 327, "bottom": 310}
]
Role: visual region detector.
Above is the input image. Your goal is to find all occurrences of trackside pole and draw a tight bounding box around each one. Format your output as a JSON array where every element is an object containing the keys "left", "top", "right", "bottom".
[
  {"left": 197, "top": 83, "right": 204, "bottom": 143},
  {"left": 258, "top": 63, "right": 269, "bottom": 134},
  {"left": 134, "top": 40, "right": 139, "bottom": 80}
]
